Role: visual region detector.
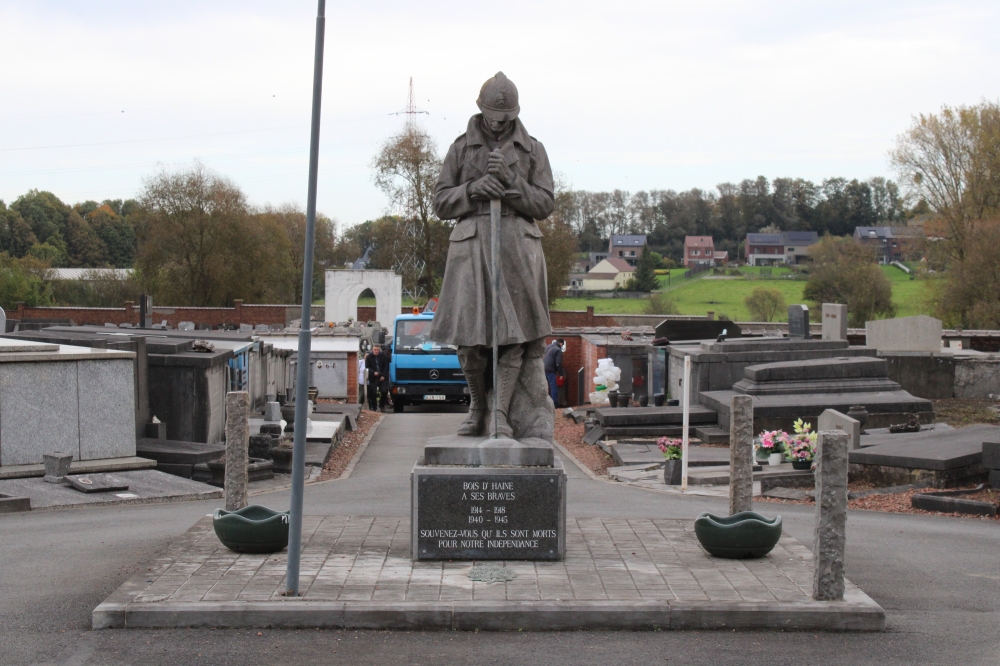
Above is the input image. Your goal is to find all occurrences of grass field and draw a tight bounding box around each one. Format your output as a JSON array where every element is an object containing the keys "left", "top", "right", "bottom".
[{"left": 553, "top": 264, "right": 939, "bottom": 321}]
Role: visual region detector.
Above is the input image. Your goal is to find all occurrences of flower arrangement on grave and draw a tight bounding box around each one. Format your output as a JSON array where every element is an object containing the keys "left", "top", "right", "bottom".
[
  {"left": 755, "top": 430, "right": 787, "bottom": 457},
  {"left": 657, "top": 436, "right": 683, "bottom": 460},
  {"left": 785, "top": 419, "right": 818, "bottom": 462}
]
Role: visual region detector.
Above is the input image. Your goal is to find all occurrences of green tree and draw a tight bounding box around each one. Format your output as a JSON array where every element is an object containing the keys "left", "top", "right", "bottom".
[
  {"left": 0, "top": 254, "right": 53, "bottom": 309},
  {"left": 0, "top": 202, "right": 38, "bottom": 257},
  {"left": 933, "top": 219, "right": 1000, "bottom": 328},
  {"left": 65, "top": 210, "right": 108, "bottom": 267},
  {"left": 744, "top": 286, "right": 786, "bottom": 321},
  {"left": 134, "top": 163, "right": 250, "bottom": 306},
  {"left": 803, "top": 236, "right": 895, "bottom": 326},
  {"left": 625, "top": 250, "right": 660, "bottom": 292},
  {"left": 538, "top": 184, "right": 581, "bottom": 303},
  {"left": 11, "top": 190, "right": 68, "bottom": 246},
  {"left": 87, "top": 205, "right": 137, "bottom": 267}
]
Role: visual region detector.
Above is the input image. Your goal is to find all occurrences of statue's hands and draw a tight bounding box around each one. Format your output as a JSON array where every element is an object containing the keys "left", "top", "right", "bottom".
[
  {"left": 487, "top": 150, "right": 515, "bottom": 187},
  {"left": 468, "top": 174, "right": 505, "bottom": 200}
]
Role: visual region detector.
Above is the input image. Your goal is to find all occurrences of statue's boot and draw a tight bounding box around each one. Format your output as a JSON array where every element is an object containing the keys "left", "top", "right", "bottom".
[
  {"left": 489, "top": 345, "right": 524, "bottom": 439},
  {"left": 457, "top": 347, "right": 487, "bottom": 436}
]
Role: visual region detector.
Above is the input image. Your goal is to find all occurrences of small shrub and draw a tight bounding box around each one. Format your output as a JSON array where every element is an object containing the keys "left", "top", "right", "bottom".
[{"left": 644, "top": 293, "right": 679, "bottom": 315}]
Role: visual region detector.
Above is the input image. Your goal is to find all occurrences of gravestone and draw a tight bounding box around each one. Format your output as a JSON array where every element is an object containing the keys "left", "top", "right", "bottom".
[
  {"left": 0, "top": 306, "right": 6, "bottom": 334},
  {"left": 788, "top": 305, "right": 810, "bottom": 339},
  {"left": 178, "top": 322, "right": 195, "bottom": 331},
  {"left": 813, "top": 430, "right": 848, "bottom": 601},
  {"left": 865, "top": 315, "right": 942, "bottom": 352},
  {"left": 818, "top": 409, "right": 860, "bottom": 450},
  {"left": 654, "top": 319, "right": 741, "bottom": 342},
  {"left": 821, "top": 304, "right": 847, "bottom": 341}
]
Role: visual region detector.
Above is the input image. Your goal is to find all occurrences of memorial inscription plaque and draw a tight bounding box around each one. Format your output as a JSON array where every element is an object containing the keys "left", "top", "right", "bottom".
[{"left": 412, "top": 462, "right": 566, "bottom": 561}]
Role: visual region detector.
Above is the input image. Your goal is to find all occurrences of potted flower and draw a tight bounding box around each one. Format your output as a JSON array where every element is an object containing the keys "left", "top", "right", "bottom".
[
  {"left": 785, "top": 419, "right": 818, "bottom": 470},
  {"left": 756, "top": 430, "right": 787, "bottom": 466},
  {"left": 658, "top": 437, "right": 683, "bottom": 485}
]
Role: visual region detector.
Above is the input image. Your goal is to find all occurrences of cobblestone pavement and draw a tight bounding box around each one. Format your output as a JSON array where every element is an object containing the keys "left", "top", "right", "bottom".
[{"left": 131, "top": 515, "right": 839, "bottom": 605}]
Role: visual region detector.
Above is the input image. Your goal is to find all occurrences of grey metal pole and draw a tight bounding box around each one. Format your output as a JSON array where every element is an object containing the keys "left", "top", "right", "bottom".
[
  {"left": 286, "top": 0, "right": 326, "bottom": 597},
  {"left": 490, "top": 198, "right": 500, "bottom": 439}
]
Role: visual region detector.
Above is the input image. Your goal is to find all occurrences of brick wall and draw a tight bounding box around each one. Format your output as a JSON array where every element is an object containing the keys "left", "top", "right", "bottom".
[
  {"left": 549, "top": 306, "right": 620, "bottom": 329},
  {"left": 580, "top": 335, "right": 608, "bottom": 405},
  {"left": 14, "top": 301, "right": 322, "bottom": 329}
]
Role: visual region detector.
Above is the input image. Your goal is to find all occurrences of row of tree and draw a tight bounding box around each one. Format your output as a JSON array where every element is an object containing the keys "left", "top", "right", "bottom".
[
  {"left": 0, "top": 193, "right": 139, "bottom": 268},
  {"left": 561, "top": 175, "right": 910, "bottom": 261},
  {"left": 2, "top": 100, "right": 997, "bottom": 327}
]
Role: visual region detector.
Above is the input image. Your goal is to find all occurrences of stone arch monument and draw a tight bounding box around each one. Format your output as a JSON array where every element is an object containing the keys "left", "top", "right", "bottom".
[{"left": 324, "top": 269, "right": 402, "bottom": 326}]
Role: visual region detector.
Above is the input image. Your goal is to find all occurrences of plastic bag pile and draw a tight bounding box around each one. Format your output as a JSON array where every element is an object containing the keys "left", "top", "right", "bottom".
[{"left": 589, "top": 358, "right": 621, "bottom": 405}]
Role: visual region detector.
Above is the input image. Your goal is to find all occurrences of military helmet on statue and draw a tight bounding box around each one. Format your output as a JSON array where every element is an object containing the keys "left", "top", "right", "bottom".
[{"left": 476, "top": 72, "right": 520, "bottom": 122}]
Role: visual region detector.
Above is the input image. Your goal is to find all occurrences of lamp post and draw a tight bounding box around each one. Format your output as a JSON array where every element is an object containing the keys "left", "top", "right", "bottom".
[{"left": 285, "top": 0, "right": 326, "bottom": 597}]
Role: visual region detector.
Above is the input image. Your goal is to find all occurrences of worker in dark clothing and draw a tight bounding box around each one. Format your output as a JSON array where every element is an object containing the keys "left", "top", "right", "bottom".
[
  {"left": 365, "top": 345, "right": 390, "bottom": 412},
  {"left": 543, "top": 338, "right": 564, "bottom": 407}
]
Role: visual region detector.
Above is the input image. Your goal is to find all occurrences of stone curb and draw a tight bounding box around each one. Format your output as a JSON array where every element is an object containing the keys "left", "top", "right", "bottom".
[
  {"left": 340, "top": 413, "right": 385, "bottom": 480},
  {"left": 93, "top": 597, "right": 885, "bottom": 632}
]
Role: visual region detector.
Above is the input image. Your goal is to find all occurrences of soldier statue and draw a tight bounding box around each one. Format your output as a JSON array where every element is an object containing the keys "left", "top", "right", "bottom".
[{"left": 431, "top": 72, "right": 555, "bottom": 439}]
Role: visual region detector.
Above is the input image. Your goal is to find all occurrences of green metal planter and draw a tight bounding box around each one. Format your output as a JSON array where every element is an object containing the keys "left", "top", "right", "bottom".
[
  {"left": 212, "top": 505, "right": 290, "bottom": 554},
  {"left": 694, "top": 511, "right": 782, "bottom": 559}
]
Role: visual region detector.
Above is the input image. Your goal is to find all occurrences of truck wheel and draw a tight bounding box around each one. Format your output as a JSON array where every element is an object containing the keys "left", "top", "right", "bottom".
[{"left": 393, "top": 399, "right": 405, "bottom": 413}]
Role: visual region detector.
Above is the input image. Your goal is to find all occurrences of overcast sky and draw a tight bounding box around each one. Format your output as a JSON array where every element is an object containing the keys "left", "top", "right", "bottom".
[{"left": 2, "top": 1, "right": 998, "bottom": 228}]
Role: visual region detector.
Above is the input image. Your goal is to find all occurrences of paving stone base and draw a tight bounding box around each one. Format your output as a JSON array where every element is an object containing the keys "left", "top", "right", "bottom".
[{"left": 93, "top": 516, "right": 884, "bottom": 632}]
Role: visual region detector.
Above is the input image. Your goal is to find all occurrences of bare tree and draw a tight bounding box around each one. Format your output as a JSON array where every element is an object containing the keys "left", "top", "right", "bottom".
[
  {"left": 371, "top": 124, "right": 445, "bottom": 298},
  {"left": 890, "top": 101, "right": 1000, "bottom": 259}
]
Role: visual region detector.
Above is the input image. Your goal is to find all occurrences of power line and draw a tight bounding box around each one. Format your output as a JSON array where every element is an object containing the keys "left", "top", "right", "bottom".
[{"left": 0, "top": 113, "right": 393, "bottom": 152}]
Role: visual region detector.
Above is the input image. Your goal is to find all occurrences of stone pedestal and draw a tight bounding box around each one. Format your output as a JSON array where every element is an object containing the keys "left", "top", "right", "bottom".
[
  {"left": 813, "top": 430, "right": 848, "bottom": 601},
  {"left": 224, "top": 392, "right": 249, "bottom": 512},
  {"left": 728, "top": 395, "right": 754, "bottom": 515},
  {"left": 412, "top": 460, "right": 566, "bottom": 561}
]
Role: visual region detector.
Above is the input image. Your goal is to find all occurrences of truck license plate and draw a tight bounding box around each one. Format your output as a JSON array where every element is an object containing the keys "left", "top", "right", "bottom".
[{"left": 423, "top": 395, "right": 446, "bottom": 401}]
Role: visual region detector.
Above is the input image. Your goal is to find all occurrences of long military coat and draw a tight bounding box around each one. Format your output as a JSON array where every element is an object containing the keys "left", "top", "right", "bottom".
[{"left": 430, "top": 115, "right": 555, "bottom": 347}]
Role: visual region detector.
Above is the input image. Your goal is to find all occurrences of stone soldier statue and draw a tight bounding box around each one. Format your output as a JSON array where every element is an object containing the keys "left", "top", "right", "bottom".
[{"left": 431, "top": 72, "right": 555, "bottom": 439}]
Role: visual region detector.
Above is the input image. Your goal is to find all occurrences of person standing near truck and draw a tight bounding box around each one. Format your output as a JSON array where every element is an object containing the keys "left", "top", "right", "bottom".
[
  {"left": 365, "top": 344, "right": 390, "bottom": 412},
  {"left": 543, "top": 338, "right": 564, "bottom": 407}
]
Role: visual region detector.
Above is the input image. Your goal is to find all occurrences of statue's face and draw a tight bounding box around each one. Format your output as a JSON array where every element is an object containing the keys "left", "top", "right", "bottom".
[{"left": 484, "top": 116, "right": 513, "bottom": 135}]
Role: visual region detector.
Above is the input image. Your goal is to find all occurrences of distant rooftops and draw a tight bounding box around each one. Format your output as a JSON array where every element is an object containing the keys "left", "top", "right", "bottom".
[
  {"left": 684, "top": 236, "right": 713, "bottom": 247},
  {"left": 745, "top": 231, "right": 819, "bottom": 245},
  {"left": 854, "top": 226, "right": 922, "bottom": 239},
  {"left": 609, "top": 234, "right": 647, "bottom": 247},
  {"left": 50, "top": 268, "right": 133, "bottom": 280}
]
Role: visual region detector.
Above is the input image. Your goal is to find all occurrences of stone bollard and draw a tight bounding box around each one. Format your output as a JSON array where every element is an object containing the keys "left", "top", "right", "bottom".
[
  {"left": 729, "top": 395, "right": 754, "bottom": 515},
  {"left": 224, "top": 391, "right": 250, "bottom": 512},
  {"left": 813, "top": 430, "right": 849, "bottom": 601}
]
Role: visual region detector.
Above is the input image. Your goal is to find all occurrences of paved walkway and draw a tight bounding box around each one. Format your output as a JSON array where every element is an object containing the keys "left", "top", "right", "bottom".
[{"left": 128, "top": 515, "right": 826, "bottom": 604}]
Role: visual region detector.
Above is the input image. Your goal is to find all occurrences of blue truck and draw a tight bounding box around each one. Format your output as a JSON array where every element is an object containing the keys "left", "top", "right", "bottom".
[{"left": 388, "top": 310, "right": 468, "bottom": 412}]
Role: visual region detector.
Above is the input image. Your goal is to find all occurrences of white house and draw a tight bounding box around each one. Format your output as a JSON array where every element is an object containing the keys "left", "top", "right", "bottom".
[{"left": 581, "top": 257, "right": 635, "bottom": 291}]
